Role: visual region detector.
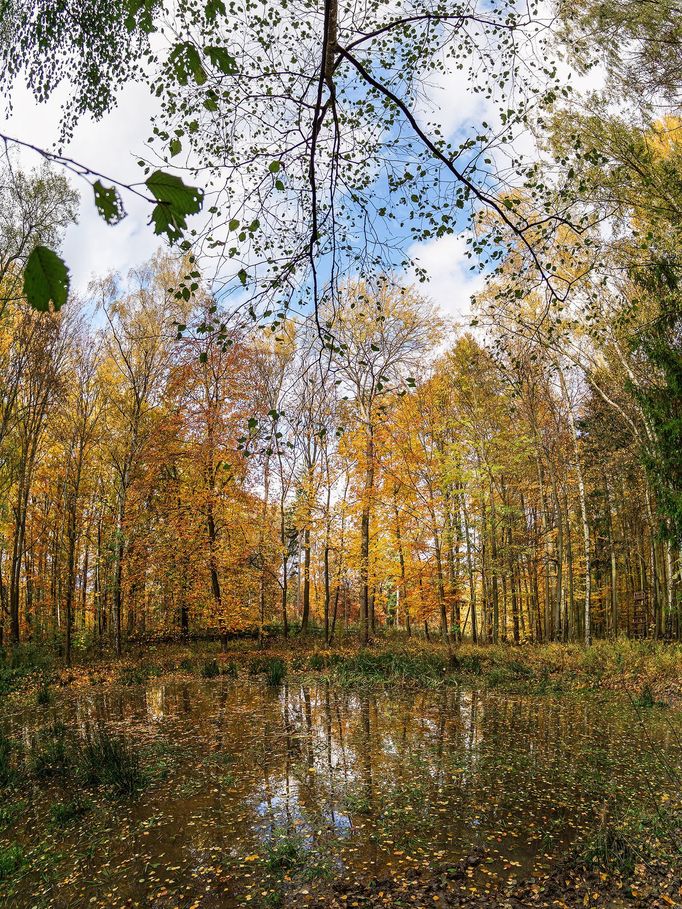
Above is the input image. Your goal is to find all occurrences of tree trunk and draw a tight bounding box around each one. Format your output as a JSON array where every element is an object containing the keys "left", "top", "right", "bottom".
[
  {"left": 558, "top": 367, "right": 591, "bottom": 646},
  {"left": 301, "top": 526, "right": 311, "bottom": 632},
  {"left": 359, "top": 422, "right": 375, "bottom": 645}
]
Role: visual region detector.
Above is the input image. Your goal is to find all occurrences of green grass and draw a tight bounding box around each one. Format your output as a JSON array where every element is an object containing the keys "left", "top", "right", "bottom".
[
  {"left": 308, "top": 652, "right": 326, "bottom": 671},
  {"left": 117, "top": 664, "right": 162, "bottom": 685},
  {"left": 330, "top": 647, "right": 448, "bottom": 687},
  {"left": 249, "top": 656, "right": 286, "bottom": 685},
  {"left": 264, "top": 831, "right": 304, "bottom": 871},
  {"left": 0, "top": 845, "right": 25, "bottom": 881},
  {"left": 0, "top": 731, "right": 15, "bottom": 786},
  {"left": 30, "top": 722, "right": 71, "bottom": 779},
  {"left": 266, "top": 658, "right": 286, "bottom": 686},
  {"left": 36, "top": 677, "right": 52, "bottom": 706},
  {"left": 49, "top": 795, "right": 92, "bottom": 827},
  {"left": 0, "top": 801, "right": 25, "bottom": 830},
  {"left": 582, "top": 801, "right": 682, "bottom": 874},
  {"left": 0, "top": 644, "right": 54, "bottom": 695}
]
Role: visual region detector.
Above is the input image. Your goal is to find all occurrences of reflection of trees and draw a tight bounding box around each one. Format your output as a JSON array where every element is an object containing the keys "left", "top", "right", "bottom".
[{"left": 19, "top": 677, "right": 672, "bottom": 894}]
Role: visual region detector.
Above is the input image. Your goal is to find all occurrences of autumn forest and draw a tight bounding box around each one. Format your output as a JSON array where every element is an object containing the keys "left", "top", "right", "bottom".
[{"left": 0, "top": 0, "right": 681, "bottom": 907}]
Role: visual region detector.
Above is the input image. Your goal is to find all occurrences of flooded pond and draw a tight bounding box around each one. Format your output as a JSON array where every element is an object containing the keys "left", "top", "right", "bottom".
[{"left": 2, "top": 679, "right": 681, "bottom": 908}]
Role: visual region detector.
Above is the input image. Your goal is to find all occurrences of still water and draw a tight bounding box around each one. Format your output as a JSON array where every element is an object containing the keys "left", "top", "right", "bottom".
[{"left": 2, "top": 679, "right": 680, "bottom": 907}]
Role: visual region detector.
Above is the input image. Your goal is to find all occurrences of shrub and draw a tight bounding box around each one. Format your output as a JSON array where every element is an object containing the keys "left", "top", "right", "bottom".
[{"left": 222, "top": 661, "right": 238, "bottom": 678}]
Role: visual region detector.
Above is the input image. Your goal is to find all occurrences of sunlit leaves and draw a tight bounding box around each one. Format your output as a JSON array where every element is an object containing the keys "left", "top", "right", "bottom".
[{"left": 23, "top": 245, "right": 70, "bottom": 312}]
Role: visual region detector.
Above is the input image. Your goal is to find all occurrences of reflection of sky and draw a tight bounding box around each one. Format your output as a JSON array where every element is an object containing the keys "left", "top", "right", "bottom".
[{"left": 6, "top": 674, "right": 680, "bottom": 909}]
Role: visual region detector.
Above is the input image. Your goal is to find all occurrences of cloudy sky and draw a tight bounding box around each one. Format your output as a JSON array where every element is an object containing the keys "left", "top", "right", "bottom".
[{"left": 4, "top": 13, "right": 590, "bottom": 323}]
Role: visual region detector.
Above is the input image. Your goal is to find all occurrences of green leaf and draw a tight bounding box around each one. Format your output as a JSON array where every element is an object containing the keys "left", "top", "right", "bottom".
[
  {"left": 23, "top": 246, "right": 70, "bottom": 312},
  {"left": 238, "top": 268, "right": 247, "bottom": 286},
  {"left": 199, "top": 351, "right": 208, "bottom": 363},
  {"left": 93, "top": 181, "right": 125, "bottom": 225},
  {"left": 169, "top": 138, "right": 182, "bottom": 157},
  {"left": 205, "top": 0, "right": 226, "bottom": 21},
  {"left": 125, "top": 0, "right": 156, "bottom": 32},
  {"left": 268, "top": 161, "right": 281, "bottom": 173},
  {"left": 146, "top": 170, "right": 204, "bottom": 242},
  {"left": 169, "top": 42, "right": 207, "bottom": 86},
  {"left": 204, "top": 45, "right": 236, "bottom": 74}
]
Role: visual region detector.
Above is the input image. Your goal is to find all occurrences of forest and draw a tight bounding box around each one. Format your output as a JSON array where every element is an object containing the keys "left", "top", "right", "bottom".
[{"left": 0, "top": 0, "right": 681, "bottom": 907}]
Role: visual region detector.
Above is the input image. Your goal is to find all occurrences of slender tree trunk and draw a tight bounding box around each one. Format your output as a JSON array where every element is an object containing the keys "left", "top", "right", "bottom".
[
  {"left": 462, "top": 497, "right": 477, "bottom": 643},
  {"left": 359, "top": 422, "right": 374, "bottom": 645},
  {"left": 392, "top": 491, "right": 411, "bottom": 638},
  {"left": 558, "top": 367, "right": 591, "bottom": 646},
  {"left": 301, "top": 526, "right": 311, "bottom": 632}
]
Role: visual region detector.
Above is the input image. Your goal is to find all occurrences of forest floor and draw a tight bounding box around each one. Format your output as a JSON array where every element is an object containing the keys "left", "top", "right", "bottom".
[
  {"left": 4, "top": 633, "right": 681, "bottom": 706},
  {"left": 1, "top": 635, "right": 681, "bottom": 908}
]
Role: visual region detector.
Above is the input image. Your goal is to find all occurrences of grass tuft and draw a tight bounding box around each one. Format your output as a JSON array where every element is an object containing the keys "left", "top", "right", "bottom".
[
  {"left": 30, "top": 722, "right": 70, "bottom": 779},
  {"left": 0, "top": 731, "right": 15, "bottom": 787},
  {"left": 201, "top": 658, "right": 220, "bottom": 678},
  {"left": 36, "top": 677, "right": 52, "bottom": 706},
  {"left": 78, "top": 728, "right": 144, "bottom": 795},
  {"left": 266, "top": 658, "right": 286, "bottom": 686},
  {"left": 249, "top": 656, "right": 287, "bottom": 685},
  {"left": 0, "top": 845, "right": 24, "bottom": 881},
  {"left": 49, "top": 795, "right": 91, "bottom": 827}
]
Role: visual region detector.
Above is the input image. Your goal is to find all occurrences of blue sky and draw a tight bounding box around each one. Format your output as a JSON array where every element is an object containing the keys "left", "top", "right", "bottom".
[
  {"left": 5, "top": 52, "right": 494, "bottom": 323},
  {"left": 4, "top": 10, "right": 598, "bottom": 324}
]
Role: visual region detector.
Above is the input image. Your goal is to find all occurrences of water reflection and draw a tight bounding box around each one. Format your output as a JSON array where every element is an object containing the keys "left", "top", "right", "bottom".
[{"left": 3, "top": 679, "right": 681, "bottom": 909}]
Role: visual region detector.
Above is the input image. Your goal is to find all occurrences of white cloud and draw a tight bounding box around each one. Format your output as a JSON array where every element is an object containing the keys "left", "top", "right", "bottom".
[
  {"left": 4, "top": 81, "right": 161, "bottom": 292},
  {"left": 414, "top": 53, "right": 492, "bottom": 139},
  {"left": 407, "top": 232, "right": 485, "bottom": 322}
]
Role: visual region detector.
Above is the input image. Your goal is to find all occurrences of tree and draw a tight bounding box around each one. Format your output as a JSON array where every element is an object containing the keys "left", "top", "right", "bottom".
[
  {"left": 325, "top": 280, "right": 440, "bottom": 643},
  {"left": 0, "top": 0, "right": 581, "bottom": 315}
]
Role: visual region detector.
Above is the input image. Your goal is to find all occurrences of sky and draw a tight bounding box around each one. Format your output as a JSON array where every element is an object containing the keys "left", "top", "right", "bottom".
[{"left": 3, "top": 8, "right": 595, "bottom": 324}]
